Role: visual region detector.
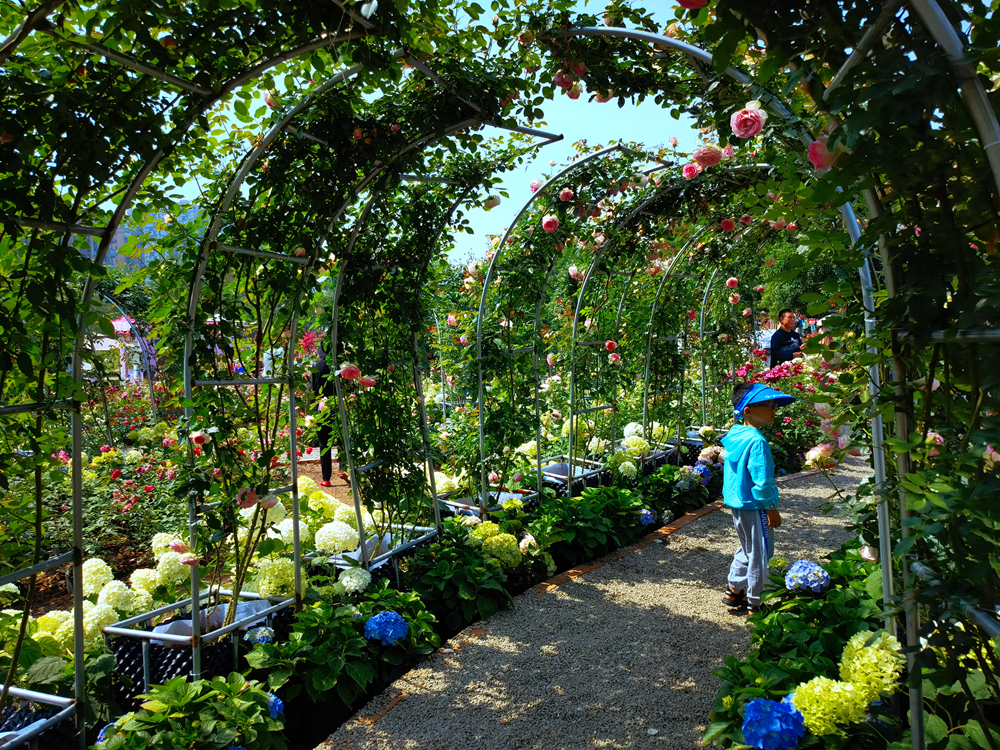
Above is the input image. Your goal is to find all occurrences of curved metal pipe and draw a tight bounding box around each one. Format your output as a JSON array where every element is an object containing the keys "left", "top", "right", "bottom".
[{"left": 699, "top": 269, "right": 719, "bottom": 427}]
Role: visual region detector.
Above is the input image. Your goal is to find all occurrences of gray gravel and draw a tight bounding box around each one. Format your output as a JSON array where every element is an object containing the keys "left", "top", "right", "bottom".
[{"left": 320, "top": 459, "right": 870, "bottom": 750}]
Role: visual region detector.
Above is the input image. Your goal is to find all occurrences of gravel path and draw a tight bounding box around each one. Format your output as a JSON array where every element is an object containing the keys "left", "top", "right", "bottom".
[{"left": 320, "top": 459, "right": 870, "bottom": 750}]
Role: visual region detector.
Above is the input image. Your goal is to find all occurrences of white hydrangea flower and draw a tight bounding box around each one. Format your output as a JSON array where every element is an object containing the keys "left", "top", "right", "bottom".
[
  {"left": 314, "top": 521, "right": 360, "bottom": 554},
  {"left": 310, "top": 490, "right": 340, "bottom": 518},
  {"left": 333, "top": 504, "right": 373, "bottom": 531},
  {"left": 515, "top": 441, "right": 538, "bottom": 458},
  {"left": 54, "top": 619, "right": 75, "bottom": 649},
  {"left": 339, "top": 567, "right": 371, "bottom": 594},
  {"left": 434, "top": 471, "right": 458, "bottom": 494},
  {"left": 271, "top": 518, "right": 311, "bottom": 545},
  {"left": 587, "top": 437, "right": 609, "bottom": 454},
  {"left": 81, "top": 558, "right": 113, "bottom": 597},
  {"left": 97, "top": 580, "right": 135, "bottom": 613},
  {"left": 622, "top": 435, "right": 650, "bottom": 458},
  {"left": 34, "top": 610, "right": 71, "bottom": 636},
  {"left": 155, "top": 551, "right": 189, "bottom": 587},
  {"left": 618, "top": 461, "right": 638, "bottom": 479},
  {"left": 519, "top": 533, "right": 538, "bottom": 553},
  {"left": 298, "top": 477, "right": 319, "bottom": 496},
  {"left": 650, "top": 422, "right": 667, "bottom": 442},
  {"left": 255, "top": 557, "right": 296, "bottom": 597},
  {"left": 83, "top": 603, "right": 118, "bottom": 645},
  {"left": 129, "top": 568, "right": 159, "bottom": 594},
  {"left": 131, "top": 588, "right": 153, "bottom": 616},
  {"left": 622, "top": 422, "right": 642, "bottom": 438}
]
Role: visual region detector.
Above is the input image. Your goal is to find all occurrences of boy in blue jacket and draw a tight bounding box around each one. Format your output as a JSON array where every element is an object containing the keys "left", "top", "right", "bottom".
[{"left": 720, "top": 382, "right": 796, "bottom": 613}]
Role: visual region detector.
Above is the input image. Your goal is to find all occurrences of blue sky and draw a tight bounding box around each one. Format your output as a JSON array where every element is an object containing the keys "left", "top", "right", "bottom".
[{"left": 448, "top": 2, "right": 700, "bottom": 261}]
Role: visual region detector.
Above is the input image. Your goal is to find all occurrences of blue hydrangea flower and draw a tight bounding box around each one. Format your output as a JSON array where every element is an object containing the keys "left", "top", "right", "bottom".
[
  {"left": 784, "top": 560, "right": 831, "bottom": 593},
  {"left": 691, "top": 464, "right": 711, "bottom": 485},
  {"left": 741, "top": 697, "right": 805, "bottom": 750},
  {"left": 228, "top": 747, "right": 249, "bottom": 750},
  {"left": 243, "top": 626, "right": 274, "bottom": 645},
  {"left": 364, "top": 610, "right": 409, "bottom": 645},
  {"left": 266, "top": 692, "right": 283, "bottom": 719},
  {"left": 675, "top": 480, "right": 690, "bottom": 492},
  {"left": 640, "top": 509, "right": 655, "bottom": 525},
  {"left": 96, "top": 723, "right": 113, "bottom": 744},
  {"left": 777, "top": 468, "right": 787, "bottom": 476},
  {"left": 695, "top": 459, "right": 711, "bottom": 467}
]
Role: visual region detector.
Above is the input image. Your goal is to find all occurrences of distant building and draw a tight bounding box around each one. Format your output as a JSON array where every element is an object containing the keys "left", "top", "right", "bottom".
[{"left": 81, "top": 204, "right": 205, "bottom": 267}]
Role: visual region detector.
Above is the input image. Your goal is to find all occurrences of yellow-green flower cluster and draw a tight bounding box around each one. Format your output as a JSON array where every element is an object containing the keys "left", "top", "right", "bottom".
[
  {"left": 240, "top": 501, "right": 286, "bottom": 528},
  {"left": 255, "top": 557, "right": 296, "bottom": 597},
  {"left": 333, "top": 503, "right": 374, "bottom": 531},
  {"left": 155, "top": 551, "right": 190, "bottom": 587},
  {"left": 96, "top": 580, "right": 135, "bottom": 613},
  {"left": 82, "top": 558, "right": 113, "bottom": 597},
  {"left": 134, "top": 427, "right": 156, "bottom": 445},
  {"left": 90, "top": 448, "right": 122, "bottom": 468},
  {"left": 515, "top": 441, "right": 538, "bottom": 459},
  {"left": 839, "top": 630, "right": 903, "bottom": 703},
  {"left": 314, "top": 521, "right": 359, "bottom": 553},
  {"left": 272, "top": 518, "right": 311, "bottom": 545},
  {"left": 469, "top": 521, "right": 501, "bottom": 547},
  {"left": 622, "top": 435, "right": 650, "bottom": 458},
  {"left": 482, "top": 533, "right": 522, "bottom": 569},
  {"left": 791, "top": 676, "right": 869, "bottom": 736},
  {"left": 151, "top": 532, "right": 183, "bottom": 559},
  {"left": 130, "top": 568, "right": 159, "bottom": 593}
]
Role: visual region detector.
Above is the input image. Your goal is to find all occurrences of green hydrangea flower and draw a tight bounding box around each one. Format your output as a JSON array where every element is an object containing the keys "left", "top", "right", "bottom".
[
  {"left": 840, "top": 630, "right": 903, "bottom": 702},
  {"left": 792, "top": 676, "right": 869, "bottom": 736},
  {"left": 482, "top": 533, "right": 522, "bottom": 569}
]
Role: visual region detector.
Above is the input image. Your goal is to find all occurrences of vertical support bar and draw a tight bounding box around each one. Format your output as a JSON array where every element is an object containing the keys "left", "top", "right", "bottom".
[
  {"left": 533, "top": 264, "right": 556, "bottom": 498},
  {"left": 71, "top": 403, "right": 86, "bottom": 749},
  {"left": 286, "top": 309, "right": 303, "bottom": 607},
  {"left": 413, "top": 332, "right": 442, "bottom": 533},
  {"left": 699, "top": 269, "right": 719, "bottom": 427},
  {"left": 142, "top": 640, "right": 151, "bottom": 693},
  {"left": 432, "top": 312, "right": 448, "bottom": 422},
  {"left": 328, "top": 262, "right": 369, "bottom": 569},
  {"left": 188, "top": 497, "right": 201, "bottom": 679}
]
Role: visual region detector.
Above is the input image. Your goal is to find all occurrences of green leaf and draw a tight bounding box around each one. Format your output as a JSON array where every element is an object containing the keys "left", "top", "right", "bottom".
[
  {"left": 864, "top": 566, "right": 884, "bottom": 603},
  {"left": 25, "top": 656, "right": 68, "bottom": 684},
  {"left": 925, "top": 713, "right": 949, "bottom": 744}
]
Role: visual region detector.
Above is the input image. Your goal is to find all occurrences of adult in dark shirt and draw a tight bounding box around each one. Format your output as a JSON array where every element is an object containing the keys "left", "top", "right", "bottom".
[
  {"left": 310, "top": 346, "right": 338, "bottom": 486},
  {"left": 769, "top": 309, "right": 803, "bottom": 369}
]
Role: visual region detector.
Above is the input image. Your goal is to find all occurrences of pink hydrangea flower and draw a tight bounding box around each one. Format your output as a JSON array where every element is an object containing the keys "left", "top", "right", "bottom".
[{"left": 542, "top": 215, "right": 559, "bottom": 232}]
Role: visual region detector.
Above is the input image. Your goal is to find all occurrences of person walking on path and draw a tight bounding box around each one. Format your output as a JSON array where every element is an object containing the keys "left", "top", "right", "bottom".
[
  {"left": 310, "top": 346, "right": 338, "bottom": 486},
  {"left": 769, "top": 308, "right": 804, "bottom": 369},
  {"left": 720, "top": 382, "right": 796, "bottom": 614}
]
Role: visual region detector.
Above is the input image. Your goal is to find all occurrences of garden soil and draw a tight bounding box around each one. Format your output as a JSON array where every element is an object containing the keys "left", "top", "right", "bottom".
[{"left": 318, "top": 458, "right": 869, "bottom": 750}]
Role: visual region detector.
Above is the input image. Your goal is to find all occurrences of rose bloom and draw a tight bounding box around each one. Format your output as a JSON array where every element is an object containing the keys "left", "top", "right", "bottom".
[
  {"left": 237, "top": 488, "right": 258, "bottom": 509},
  {"left": 358, "top": 376, "right": 377, "bottom": 387},
  {"left": 459, "top": 334, "right": 470, "bottom": 346},
  {"left": 728, "top": 293, "right": 741, "bottom": 304},
  {"left": 740, "top": 214, "right": 752, "bottom": 224},
  {"left": 742, "top": 308, "right": 753, "bottom": 317},
  {"left": 730, "top": 103, "right": 768, "bottom": 138},
  {"left": 567, "top": 81, "right": 583, "bottom": 100},
  {"left": 558, "top": 187, "right": 574, "bottom": 201},
  {"left": 530, "top": 179, "right": 541, "bottom": 193},
  {"left": 783, "top": 417, "right": 792, "bottom": 424},
  {"left": 608, "top": 352, "right": 621, "bottom": 365},
  {"left": 189, "top": 430, "right": 210, "bottom": 445},
  {"left": 168, "top": 539, "right": 189, "bottom": 553},
  {"left": 726, "top": 277, "right": 739, "bottom": 289},
  {"left": 339, "top": 363, "right": 361, "bottom": 380},
  {"left": 594, "top": 91, "right": 614, "bottom": 103},
  {"left": 447, "top": 314, "right": 457, "bottom": 326},
  {"left": 722, "top": 144, "right": 735, "bottom": 158},
  {"left": 721, "top": 219, "right": 736, "bottom": 232},
  {"left": 669, "top": 137, "right": 678, "bottom": 146},
  {"left": 605, "top": 340, "right": 617, "bottom": 351},
  {"left": 541, "top": 214, "right": 559, "bottom": 232},
  {"left": 111, "top": 469, "right": 121, "bottom": 480},
  {"left": 755, "top": 285, "right": 765, "bottom": 292},
  {"left": 546, "top": 353, "right": 556, "bottom": 367},
  {"left": 682, "top": 163, "right": 702, "bottom": 180},
  {"left": 678, "top": 0, "right": 707, "bottom": 8},
  {"left": 808, "top": 136, "right": 841, "bottom": 171},
  {"left": 259, "top": 494, "right": 279, "bottom": 509},
  {"left": 688, "top": 309, "right": 696, "bottom": 321},
  {"left": 692, "top": 144, "right": 723, "bottom": 168}
]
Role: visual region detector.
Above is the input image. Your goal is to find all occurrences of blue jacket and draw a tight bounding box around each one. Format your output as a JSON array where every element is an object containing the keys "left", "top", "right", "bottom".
[{"left": 721, "top": 424, "right": 779, "bottom": 510}]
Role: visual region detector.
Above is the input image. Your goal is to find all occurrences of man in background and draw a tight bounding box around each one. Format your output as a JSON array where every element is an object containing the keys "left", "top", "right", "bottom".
[{"left": 769, "top": 309, "right": 803, "bottom": 369}]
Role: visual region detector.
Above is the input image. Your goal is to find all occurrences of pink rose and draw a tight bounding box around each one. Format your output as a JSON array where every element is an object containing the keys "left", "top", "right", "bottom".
[
  {"left": 530, "top": 179, "right": 541, "bottom": 193},
  {"left": 678, "top": 0, "right": 707, "bottom": 8},
  {"left": 447, "top": 314, "right": 457, "bottom": 326},
  {"left": 353, "top": 127, "right": 364, "bottom": 141},
  {"left": 726, "top": 277, "right": 739, "bottom": 289},
  {"left": 558, "top": 187, "right": 574, "bottom": 201},
  {"left": 512, "top": 471, "right": 523, "bottom": 483},
  {"left": 237, "top": 488, "right": 258, "bottom": 509},
  {"left": 722, "top": 144, "right": 735, "bottom": 159},
  {"left": 594, "top": 91, "right": 614, "bottom": 103},
  {"left": 391, "top": 124, "right": 401, "bottom": 132},
  {"left": 808, "top": 137, "right": 841, "bottom": 171},
  {"left": 742, "top": 308, "right": 753, "bottom": 317},
  {"left": 693, "top": 145, "right": 723, "bottom": 168},
  {"left": 546, "top": 353, "right": 556, "bottom": 367},
  {"left": 111, "top": 469, "right": 121, "bottom": 480},
  {"left": 259, "top": 494, "right": 280, "bottom": 509},
  {"left": 459, "top": 334, "right": 470, "bottom": 347},
  {"left": 765, "top": 257, "right": 775, "bottom": 267},
  {"left": 721, "top": 219, "right": 736, "bottom": 232},
  {"left": 358, "top": 376, "right": 377, "bottom": 387},
  {"left": 859, "top": 546, "right": 878, "bottom": 562},
  {"left": 754, "top": 285, "right": 765, "bottom": 293},
  {"left": 542, "top": 214, "right": 559, "bottom": 233},
  {"left": 101, "top": 445, "right": 111, "bottom": 453},
  {"left": 728, "top": 293, "right": 741, "bottom": 304},
  {"left": 688, "top": 310, "right": 696, "bottom": 321},
  {"left": 669, "top": 137, "right": 678, "bottom": 147},
  {"left": 740, "top": 214, "right": 752, "bottom": 224},
  {"left": 180, "top": 553, "right": 200, "bottom": 568},
  {"left": 605, "top": 340, "right": 617, "bottom": 352},
  {"left": 608, "top": 352, "right": 621, "bottom": 365},
  {"left": 489, "top": 472, "right": 500, "bottom": 484},
  {"left": 783, "top": 417, "right": 792, "bottom": 424},
  {"left": 339, "top": 363, "right": 361, "bottom": 380},
  {"left": 682, "top": 163, "right": 702, "bottom": 180},
  {"left": 553, "top": 69, "right": 573, "bottom": 89},
  {"left": 730, "top": 106, "right": 767, "bottom": 139},
  {"left": 567, "top": 81, "right": 583, "bottom": 100},
  {"left": 168, "top": 539, "right": 189, "bottom": 553},
  {"left": 264, "top": 90, "right": 279, "bottom": 109},
  {"left": 189, "top": 430, "right": 210, "bottom": 445},
  {"left": 570, "top": 61, "right": 587, "bottom": 76}
]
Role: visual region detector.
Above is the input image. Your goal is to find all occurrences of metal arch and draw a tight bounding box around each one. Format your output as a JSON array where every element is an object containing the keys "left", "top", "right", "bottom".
[
  {"left": 698, "top": 269, "right": 720, "bottom": 427},
  {"left": 641, "top": 225, "right": 716, "bottom": 436},
  {"left": 98, "top": 293, "right": 158, "bottom": 423},
  {"left": 474, "top": 144, "right": 628, "bottom": 511}
]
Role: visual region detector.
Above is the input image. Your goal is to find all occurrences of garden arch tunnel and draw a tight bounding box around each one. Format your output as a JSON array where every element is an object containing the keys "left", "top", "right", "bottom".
[{"left": 3, "top": 3, "right": 999, "bottom": 746}]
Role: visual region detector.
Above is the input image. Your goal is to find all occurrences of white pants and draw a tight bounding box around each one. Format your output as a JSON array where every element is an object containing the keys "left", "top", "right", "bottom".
[{"left": 727, "top": 508, "right": 773, "bottom": 606}]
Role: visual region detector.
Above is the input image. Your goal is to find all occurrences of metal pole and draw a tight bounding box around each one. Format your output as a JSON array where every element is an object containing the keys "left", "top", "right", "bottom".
[
  {"left": 413, "top": 332, "right": 442, "bottom": 533},
  {"left": 285, "top": 307, "right": 303, "bottom": 607},
  {"left": 533, "top": 263, "right": 557, "bottom": 497},
  {"left": 699, "top": 269, "right": 719, "bottom": 427}
]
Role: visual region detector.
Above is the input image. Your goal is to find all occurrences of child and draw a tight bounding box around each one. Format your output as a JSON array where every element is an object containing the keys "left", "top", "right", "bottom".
[{"left": 720, "top": 382, "right": 796, "bottom": 614}]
